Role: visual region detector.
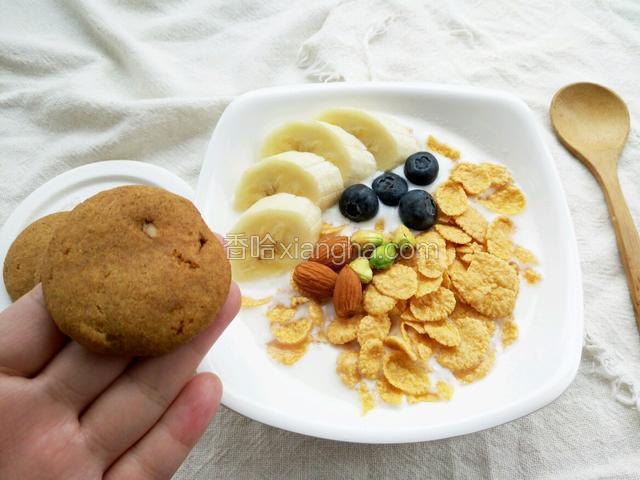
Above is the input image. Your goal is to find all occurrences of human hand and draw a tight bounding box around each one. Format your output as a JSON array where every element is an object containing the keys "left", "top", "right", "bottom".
[{"left": 0, "top": 283, "right": 240, "bottom": 480}]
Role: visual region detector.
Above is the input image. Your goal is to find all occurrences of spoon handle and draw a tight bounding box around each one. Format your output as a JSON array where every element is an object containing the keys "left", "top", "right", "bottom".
[{"left": 597, "top": 167, "right": 640, "bottom": 328}]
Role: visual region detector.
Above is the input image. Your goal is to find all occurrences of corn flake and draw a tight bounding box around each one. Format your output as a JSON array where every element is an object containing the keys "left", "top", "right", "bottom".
[
  {"left": 357, "top": 314, "right": 391, "bottom": 346},
  {"left": 266, "top": 305, "right": 296, "bottom": 324},
  {"left": 406, "top": 381, "right": 454, "bottom": 403},
  {"left": 454, "top": 349, "right": 496, "bottom": 384},
  {"left": 372, "top": 264, "right": 418, "bottom": 300},
  {"left": 363, "top": 285, "right": 396, "bottom": 315},
  {"left": 481, "top": 163, "right": 513, "bottom": 187},
  {"left": 359, "top": 338, "right": 384, "bottom": 379},
  {"left": 454, "top": 206, "right": 488, "bottom": 243},
  {"left": 336, "top": 351, "right": 360, "bottom": 388},
  {"left": 376, "top": 378, "right": 403, "bottom": 405},
  {"left": 320, "top": 222, "right": 346, "bottom": 236},
  {"left": 423, "top": 321, "right": 462, "bottom": 347},
  {"left": 435, "top": 181, "right": 468, "bottom": 216},
  {"left": 409, "top": 287, "right": 456, "bottom": 322},
  {"left": 271, "top": 317, "right": 313, "bottom": 344},
  {"left": 327, "top": 314, "right": 362, "bottom": 344},
  {"left": 241, "top": 295, "right": 272, "bottom": 308},
  {"left": 435, "top": 224, "right": 472, "bottom": 245},
  {"left": 451, "top": 252, "right": 518, "bottom": 318},
  {"left": 480, "top": 185, "right": 526, "bottom": 215},
  {"left": 384, "top": 335, "right": 417, "bottom": 361},
  {"left": 501, "top": 318, "right": 519, "bottom": 347},
  {"left": 415, "top": 231, "right": 448, "bottom": 278},
  {"left": 383, "top": 351, "right": 430, "bottom": 395},
  {"left": 451, "top": 162, "right": 492, "bottom": 195},
  {"left": 523, "top": 268, "right": 542, "bottom": 284},
  {"left": 427, "top": 135, "right": 460, "bottom": 160},
  {"left": 514, "top": 245, "right": 538, "bottom": 265},
  {"left": 416, "top": 274, "right": 443, "bottom": 297},
  {"left": 486, "top": 216, "right": 515, "bottom": 260},
  {"left": 267, "top": 338, "right": 309, "bottom": 365},
  {"left": 437, "top": 317, "right": 490, "bottom": 370},
  {"left": 358, "top": 382, "right": 375, "bottom": 415}
]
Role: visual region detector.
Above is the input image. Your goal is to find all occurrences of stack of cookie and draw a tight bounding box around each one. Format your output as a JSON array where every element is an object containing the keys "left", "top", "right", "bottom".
[{"left": 2, "top": 186, "right": 231, "bottom": 356}]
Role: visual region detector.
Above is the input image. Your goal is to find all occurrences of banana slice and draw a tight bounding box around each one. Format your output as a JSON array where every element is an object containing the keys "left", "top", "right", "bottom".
[
  {"left": 228, "top": 193, "right": 321, "bottom": 281},
  {"left": 317, "top": 107, "right": 419, "bottom": 171},
  {"left": 234, "top": 152, "right": 343, "bottom": 211},
  {"left": 260, "top": 120, "right": 376, "bottom": 186}
]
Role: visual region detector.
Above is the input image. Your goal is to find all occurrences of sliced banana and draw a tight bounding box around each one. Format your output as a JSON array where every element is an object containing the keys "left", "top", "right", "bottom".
[
  {"left": 317, "top": 107, "right": 419, "bottom": 171},
  {"left": 234, "top": 151, "right": 343, "bottom": 211},
  {"left": 228, "top": 193, "right": 321, "bottom": 281},
  {"left": 260, "top": 120, "right": 376, "bottom": 186}
]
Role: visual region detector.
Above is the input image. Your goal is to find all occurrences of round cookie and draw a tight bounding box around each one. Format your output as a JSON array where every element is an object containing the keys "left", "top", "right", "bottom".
[
  {"left": 42, "top": 185, "right": 231, "bottom": 356},
  {"left": 3, "top": 212, "right": 69, "bottom": 301}
]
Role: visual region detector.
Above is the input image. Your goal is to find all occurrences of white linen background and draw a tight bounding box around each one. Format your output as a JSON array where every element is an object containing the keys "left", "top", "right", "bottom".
[{"left": 1, "top": 0, "right": 639, "bottom": 478}]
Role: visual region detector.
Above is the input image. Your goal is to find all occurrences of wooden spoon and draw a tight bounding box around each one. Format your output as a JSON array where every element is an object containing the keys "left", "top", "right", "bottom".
[{"left": 551, "top": 82, "right": 639, "bottom": 329}]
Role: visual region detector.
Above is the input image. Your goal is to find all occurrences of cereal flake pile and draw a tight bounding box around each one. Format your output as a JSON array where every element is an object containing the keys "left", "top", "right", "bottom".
[{"left": 243, "top": 137, "right": 542, "bottom": 414}]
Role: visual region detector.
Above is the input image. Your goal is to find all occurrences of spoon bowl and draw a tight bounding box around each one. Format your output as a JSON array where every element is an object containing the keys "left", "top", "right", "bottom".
[{"left": 550, "top": 82, "right": 639, "bottom": 329}]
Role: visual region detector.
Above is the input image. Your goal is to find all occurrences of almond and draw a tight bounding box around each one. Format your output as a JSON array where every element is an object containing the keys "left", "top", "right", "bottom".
[
  {"left": 333, "top": 266, "right": 363, "bottom": 318},
  {"left": 310, "top": 236, "right": 356, "bottom": 270},
  {"left": 292, "top": 261, "right": 338, "bottom": 298}
]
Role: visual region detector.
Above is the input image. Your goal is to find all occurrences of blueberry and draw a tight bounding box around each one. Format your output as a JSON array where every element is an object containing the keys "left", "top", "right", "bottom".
[
  {"left": 404, "top": 152, "right": 439, "bottom": 185},
  {"left": 372, "top": 172, "right": 408, "bottom": 206},
  {"left": 339, "top": 184, "right": 379, "bottom": 222},
  {"left": 398, "top": 190, "right": 438, "bottom": 230}
]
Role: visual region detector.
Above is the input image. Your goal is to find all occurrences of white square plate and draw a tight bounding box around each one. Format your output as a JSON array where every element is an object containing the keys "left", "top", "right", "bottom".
[{"left": 200, "top": 83, "right": 582, "bottom": 443}]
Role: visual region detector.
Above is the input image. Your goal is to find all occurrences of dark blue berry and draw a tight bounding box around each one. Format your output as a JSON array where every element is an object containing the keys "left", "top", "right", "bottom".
[
  {"left": 371, "top": 172, "right": 408, "bottom": 206},
  {"left": 339, "top": 184, "right": 379, "bottom": 222},
  {"left": 398, "top": 190, "right": 438, "bottom": 230},
  {"left": 404, "top": 152, "right": 439, "bottom": 186}
]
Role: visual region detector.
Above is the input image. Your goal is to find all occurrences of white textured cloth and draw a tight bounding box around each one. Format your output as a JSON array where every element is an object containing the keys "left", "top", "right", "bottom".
[{"left": 1, "top": 1, "right": 639, "bottom": 478}]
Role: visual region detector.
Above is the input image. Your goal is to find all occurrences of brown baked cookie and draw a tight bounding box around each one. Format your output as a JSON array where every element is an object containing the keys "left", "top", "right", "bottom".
[
  {"left": 41, "top": 185, "right": 231, "bottom": 356},
  {"left": 3, "top": 212, "right": 69, "bottom": 301}
]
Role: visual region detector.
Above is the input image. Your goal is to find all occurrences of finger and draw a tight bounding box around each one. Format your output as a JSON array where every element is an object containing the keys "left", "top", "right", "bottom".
[
  {"left": 104, "top": 373, "right": 221, "bottom": 480},
  {"left": 81, "top": 282, "right": 240, "bottom": 466},
  {"left": 36, "top": 342, "right": 132, "bottom": 412},
  {"left": 0, "top": 284, "right": 66, "bottom": 377}
]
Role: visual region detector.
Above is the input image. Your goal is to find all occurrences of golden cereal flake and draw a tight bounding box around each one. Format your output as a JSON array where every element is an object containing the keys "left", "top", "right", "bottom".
[
  {"left": 480, "top": 185, "right": 526, "bottom": 215},
  {"left": 241, "top": 295, "right": 272, "bottom": 308},
  {"left": 427, "top": 135, "right": 460, "bottom": 160},
  {"left": 451, "top": 252, "right": 518, "bottom": 318},
  {"left": 454, "top": 349, "right": 496, "bottom": 384},
  {"left": 450, "top": 162, "right": 492, "bottom": 195},
  {"left": 486, "top": 216, "right": 515, "bottom": 260},
  {"left": 416, "top": 274, "right": 443, "bottom": 297},
  {"left": 388, "top": 298, "right": 408, "bottom": 318},
  {"left": 409, "top": 287, "right": 456, "bottom": 322},
  {"left": 336, "top": 351, "right": 360, "bottom": 388},
  {"left": 436, "top": 317, "right": 490, "bottom": 371},
  {"left": 453, "top": 207, "right": 488, "bottom": 243},
  {"left": 406, "top": 381, "right": 454, "bottom": 403},
  {"left": 327, "top": 314, "right": 362, "bottom": 344},
  {"left": 446, "top": 245, "right": 457, "bottom": 266},
  {"left": 375, "top": 218, "right": 386, "bottom": 232},
  {"left": 384, "top": 335, "right": 418, "bottom": 361},
  {"left": 359, "top": 338, "right": 385, "bottom": 379},
  {"left": 271, "top": 317, "right": 313, "bottom": 345},
  {"left": 358, "top": 382, "right": 376, "bottom": 415},
  {"left": 357, "top": 314, "right": 391, "bottom": 346},
  {"left": 415, "top": 231, "right": 448, "bottom": 278},
  {"left": 267, "top": 338, "right": 310, "bottom": 365},
  {"left": 481, "top": 163, "right": 513, "bottom": 187},
  {"left": 321, "top": 222, "right": 346, "bottom": 236},
  {"left": 376, "top": 378, "right": 403, "bottom": 405},
  {"left": 372, "top": 264, "right": 418, "bottom": 300},
  {"left": 435, "top": 181, "right": 468, "bottom": 216},
  {"left": 435, "top": 224, "right": 472, "bottom": 245},
  {"left": 514, "top": 245, "right": 538, "bottom": 265},
  {"left": 308, "top": 301, "right": 324, "bottom": 327},
  {"left": 266, "top": 305, "right": 296, "bottom": 324},
  {"left": 383, "top": 351, "right": 431, "bottom": 395},
  {"left": 363, "top": 285, "right": 397, "bottom": 315},
  {"left": 423, "top": 321, "right": 462, "bottom": 347},
  {"left": 523, "top": 268, "right": 542, "bottom": 285},
  {"left": 501, "top": 317, "right": 519, "bottom": 347}
]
